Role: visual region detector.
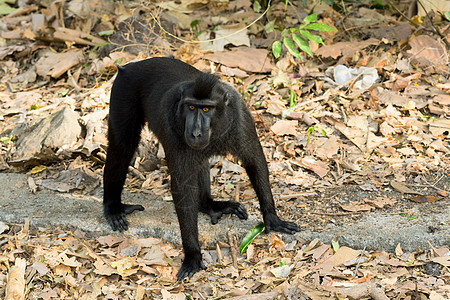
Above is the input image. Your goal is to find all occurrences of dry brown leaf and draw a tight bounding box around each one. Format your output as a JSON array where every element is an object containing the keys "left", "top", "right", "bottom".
[
  {"left": 312, "top": 244, "right": 331, "bottom": 260},
  {"left": 364, "top": 196, "right": 396, "bottom": 209},
  {"left": 395, "top": 243, "right": 403, "bottom": 257},
  {"left": 314, "top": 136, "right": 339, "bottom": 159},
  {"left": 408, "top": 35, "right": 448, "bottom": 67},
  {"left": 299, "top": 157, "right": 330, "bottom": 178},
  {"left": 431, "top": 256, "right": 450, "bottom": 267},
  {"left": 35, "top": 49, "right": 83, "bottom": 78},
  {"left": 333, "top": 246, "right": 361, "bottom": 267},
  {"left": 270, "top": 119, "right": 297, "bottom": 136},
  {"left": 97, "top": 235, "right": 124, "bottom": 247},
  {"left": 269, "top": 233, "right": 285, "bottom": 253},
  {"left": 203, "top": 48, "right": 274, "bottom": 73},
  {"left": 5, "top": 257, "right": 26, "bottom": 300},
  {"left": 390, "top": 181, "right": 423, "bottom": 195},
  {"left": 315, "top": 38, "right": 379, "bottom": 59},
  {"left": 410, "top": 195, "right": 441, "bottom": 203},
  {"left": 339, "top": 202, "right": 373, "bottom": 212}
]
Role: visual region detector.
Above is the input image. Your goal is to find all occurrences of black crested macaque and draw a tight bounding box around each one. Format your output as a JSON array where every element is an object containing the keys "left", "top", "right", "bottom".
[{"left": 103, "top": 57, "right": 300, "bottom": 281}]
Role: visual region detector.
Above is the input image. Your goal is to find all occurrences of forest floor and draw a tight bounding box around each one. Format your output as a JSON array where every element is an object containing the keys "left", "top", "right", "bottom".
[{"left": 0, "top": 0, "right": 449, "bottom": 299}]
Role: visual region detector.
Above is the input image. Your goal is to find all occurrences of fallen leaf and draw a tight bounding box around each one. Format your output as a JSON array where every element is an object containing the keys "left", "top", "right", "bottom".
[
  {"left": 408, "top": 35, "right": 448, "bottom": 67},
  {"left": 299, "top": 157, "right": 330, "bottom": 178},
  {"left": 410, "top": 195, "right": 441, "bottom": 203},
  {"left": 365, "top": 196, "right": 396, "bottom": 208},
  {"left": 270, "top": 264, "right": 292, "bottom": 278},
  {"left": 390, "top": 181, "right": 423, "bottom": 195},
  {"left": 203, "top": 48, "right": 274, "bottom": 73},
  {"left": 270, "top": 119, "right": 297, "bottom": 136},
  {"left": 199, "top": 24, "right": 250, "bottom": 52},
  {"left": 35, "top": 49, "right": 84, "bottom": 78},
  {"left": 333, "top": 246, "right": 361, "bottom": 267},
  {"left": 339, "top": 202, "right": 373, "bottom": 212}
]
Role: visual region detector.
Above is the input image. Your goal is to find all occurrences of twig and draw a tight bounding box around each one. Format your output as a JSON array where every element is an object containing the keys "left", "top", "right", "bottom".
[
  {"left": 310, "top": 211, "right": 357, "bottom": 216},
  {"left": 384, "top": 0, "right": 421, "bottom": 28},
  {"left": 216, "top": 242, "right": 223, "bottom": 265},
  {"left": 148, "top": 0, "right": 273, "bottom": 44},
  {"left": 417, "top": 0, "right": 450, "bottom": 49},
  {"left": 227, "top": 231, "right": 238, "bottom": 270},
  {"left": 420, "top": 176, "right": 450, "bottom": 194},
  {"left": 353, "top": 245, "right": 366, "bottom": 278}
]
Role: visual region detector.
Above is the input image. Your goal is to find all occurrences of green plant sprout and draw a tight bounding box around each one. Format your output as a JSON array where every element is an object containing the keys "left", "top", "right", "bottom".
[
  {"left": 272, "top": 13, "right": 336, "bottom": 59},
  {"left": 306, "top": 125, "right": 327, "bottom": 145}
]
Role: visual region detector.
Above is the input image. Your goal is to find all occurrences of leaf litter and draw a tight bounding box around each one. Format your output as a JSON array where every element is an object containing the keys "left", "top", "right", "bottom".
[{"left": 0, "top": 0, "right": 449, "bottom": 298}]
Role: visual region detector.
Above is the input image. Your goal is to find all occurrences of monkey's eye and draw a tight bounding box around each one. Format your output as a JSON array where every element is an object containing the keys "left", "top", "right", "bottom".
[
  {"left": 189, "top": 105, "right": 195, "bottom": 111},
  {"left": 202, "top": 107, "right": 209, "bottom": 112}
]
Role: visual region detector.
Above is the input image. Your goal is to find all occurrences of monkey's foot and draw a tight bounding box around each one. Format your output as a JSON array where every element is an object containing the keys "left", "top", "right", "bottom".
[
  {"left": 104, "top": 203, "right": 144, "bottom": 232},
  {"left": 177, "top": 256, "right": 206, "bottom": 282},
  {"left": 200, "top": 201, "right": 248, "bottom": 224},
  {"left": 264, "top": 213, "right": 300, "bottom": 234}
]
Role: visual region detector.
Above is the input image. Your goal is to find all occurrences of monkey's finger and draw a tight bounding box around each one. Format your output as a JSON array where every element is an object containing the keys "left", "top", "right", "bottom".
[
  {"left": 210, "top": 214, "right": 220, "bottom": 224},
  {"left": 284, "top": 221, "right": 301, "bottom": 232},
  {"left": 112, "top": 215, "right": 129, "bottom": 232},
  {"left": 235, "top": 206, "right": 248, "bottom": 219}
]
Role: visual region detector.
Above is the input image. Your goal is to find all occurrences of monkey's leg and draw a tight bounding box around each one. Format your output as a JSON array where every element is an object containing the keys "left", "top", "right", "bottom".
[
  {"left": 198, "top": 161, "right": 248, "bottom": 224},
  {"left": 103, "top": 102, "right": 144, "bottom": 232},
  {"left": 239, "top": 140, "right": 300, "bottom": 234},
  {"left": 169, "top": 165, "right": 206, "bottom": 281}
]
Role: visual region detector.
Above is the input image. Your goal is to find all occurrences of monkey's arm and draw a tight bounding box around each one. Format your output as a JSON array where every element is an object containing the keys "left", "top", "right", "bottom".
[
  {"left": 238, "top": 137, "right": 300, "bottom": 234},
  {"left": 167, "top": 158, "right": 207, "bottom": 281}
]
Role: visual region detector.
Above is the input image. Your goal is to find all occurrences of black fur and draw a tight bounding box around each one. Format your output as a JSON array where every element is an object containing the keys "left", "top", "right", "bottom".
[{"left": 103, "top": 57, "right": 300, "bottom": 281}]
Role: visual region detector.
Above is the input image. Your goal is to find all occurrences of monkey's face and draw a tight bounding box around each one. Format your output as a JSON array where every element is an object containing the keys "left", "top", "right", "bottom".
[{"left": 183, "top": 99, "right": 216, "bottom": 150}]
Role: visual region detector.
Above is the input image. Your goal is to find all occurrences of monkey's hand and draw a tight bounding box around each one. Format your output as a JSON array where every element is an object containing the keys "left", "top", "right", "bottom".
[
  {"left": 176, "top": 255, "right": 206, "bottom": 282},
  {"left": 104, "top": 203, "right": 144, "bottom": 232},
  {"left": 264, "top": 213, "right": 300, "bottom": 234},
  {"left": 201, "top": 201, "right": 248, "bottom": 224}
]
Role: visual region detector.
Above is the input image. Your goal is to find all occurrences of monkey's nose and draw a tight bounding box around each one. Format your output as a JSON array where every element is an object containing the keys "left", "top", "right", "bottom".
[{"left": 193, "top": 127, "right": 202, "bottom": 137}]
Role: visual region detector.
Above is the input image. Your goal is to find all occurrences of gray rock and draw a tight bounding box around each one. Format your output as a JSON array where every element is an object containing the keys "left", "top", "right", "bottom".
[{"left": 9, "top": 106, "right": 81, "bottom": 167}]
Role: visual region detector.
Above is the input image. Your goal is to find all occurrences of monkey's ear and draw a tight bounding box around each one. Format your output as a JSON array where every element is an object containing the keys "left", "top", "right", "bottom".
[
  {"left": 224, "top": 92, "right": 230, "bottom": 106},
  {"left": 179, "top": 85, "right": 187, "bottom": 99}
]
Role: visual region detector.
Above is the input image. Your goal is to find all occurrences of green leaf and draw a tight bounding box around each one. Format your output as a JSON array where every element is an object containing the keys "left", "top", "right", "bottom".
[
  {"left": 304, "top": 23, "right": 336, "bottom": 32},
  {"left": 292, "top": 33, "right": 313, "bottom": 57},
  {"left": 0, "top": 2, "right": 16, "bottom": 15},
  {"left": 58, "top": 88, "right": 70, "bottom": 97},
  {"left": 93, "top": 42, "right": 109, "bottom": 51},
  {"left": 303, "top": 13, "right": 317, "bottom": 24},
  {"left": 283, "top": 37, "right": 300, "bottom": 59},
  {"left": 318, "top": 128, "right": 327, "bottom": 136},
  {"left": 289, "top": 89, "right": 296, "bottom": 108},
  {"left": 190, "top": 19, "right": 200, "bottom": 28},
  {"left": 239, "top": 222, "right": 265, "bottom": 254},
  {"left": 281, "top": 29, "right": 289, "bottom": 36},
  {"left": 272, "top": 41, "right": 282, "bottom": 59},
  {"left": 264, "top": 19, "right": 275, "bottom": 33},
  {"left": 98, "top": 30, "right": 115, "bottom": 36},
  {"left": 253, "top": 0, "right": 262, "bottom": 12},
  {"left": 30, "top": 104, "right": 39, "bottom": 111},
  {"left": 1, "top": 136, "right": 11, "bottom": 143},
  {"left": 445, "top": 12, "right": 450, "bottom": 21},
  {"left": 331, "top": 239, "right": 339, "bottom": 252},
  {"left": 306, "top": 126, "right": 315, "bottom": 134},
  {"left": 299, "top": 30, "right": 324, "bottom": 45}
]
